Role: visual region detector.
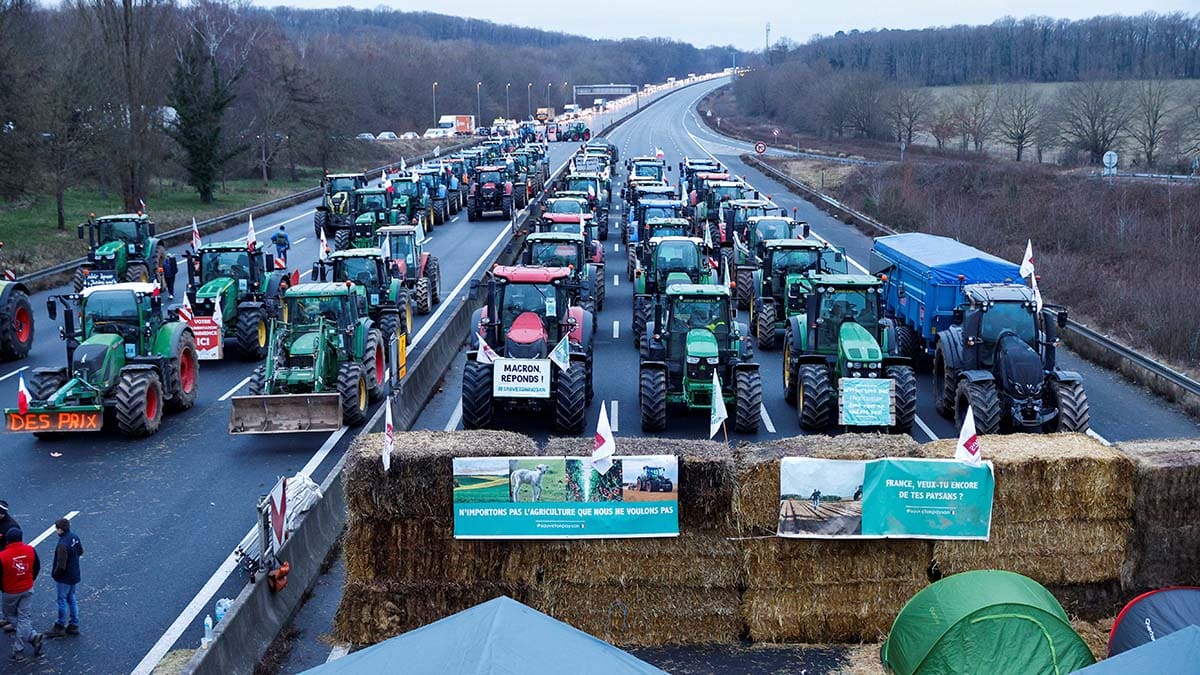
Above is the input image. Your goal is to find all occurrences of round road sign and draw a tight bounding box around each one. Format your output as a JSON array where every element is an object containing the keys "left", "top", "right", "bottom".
[
  {"left": 772, "top": 128, "right": 780, "bottom": 137},
  {"left": 1102, "top": 151, "right": 1118, "bottom": 169},
  {"left": 754, "top": 141, "right": 767, "bottom": 154}
]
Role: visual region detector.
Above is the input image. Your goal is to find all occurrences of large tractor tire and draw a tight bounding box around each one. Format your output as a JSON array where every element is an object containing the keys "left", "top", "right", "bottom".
[
  {"left": 735, "top": 268, "right": 754, "bottom": 310},
  {"left": 734, "top": 369, "right": 763, "bottom": 433},
  {"left": 150, "top": 247, "right": 167, "bottom": 288},
  {"left": 248, "top": 364, "right": 266, "bottom": 395},
  {"left": 29, "top": 369, "right": 67, "bottom": 440},
  {"left": 72, "top": 268, "right": 87, "bottom": 292},
  {"left": 165, "top": 330, "right": 199, "bottom": 412},
  {"left": 894, "top": 323, "right": 918, "bottom": 360},
  {"left": 436, "top": 202, "right": 447, "bottom": 225},
  {"left": 933, "top": 344, "right": 958, "bottom": 419},
  {"left": 461, "top": 359, "right": 495, "bottom": 430},
  {"left": 798, "top": 364, "right": 834, "bottom": 431},
  {"left": 755, "top": 301, "right": 777, "bottom": 350},
  {"left": 364, "top": 328, "right": 387, "bottom": 402},
  {"left": 466, "top": 198, "right": 477, "bottom": 222},
  {"left": 333, "top": 229, "right": 351, "bottom": 251},
  {"left": 782, "top": 323, "right": 800, "bottom": 405},
  {"left": 427, "top": 258, "right": 442, "bottom": 304},
  {"left": 378, "top": 313, "right": 400, "bottom": 347},
  {"left": 594, "top": 269, "right": 605, "bottom": 311},
  {"left": 0, "top": 286, "right": 34, "bottom": 361},
  {"left": 720, "top": 247, "right": 735, "bottom": 285},
  {"left": 501, "top": 196, "right": 514, "bottom": 220},
  {"left": 639, "top": 367, "right": 667, "bottom": 432},
  {"left": 632, "top": 299, "right": 652, "bottom": 348},
  {"left": 956, "top": 380, "right": 1001, "bottom": 435},
  {"left": 337, "top": 362, "right": 369, "bottom": 426},
  {"left": 235, "top": 307, "right": 269, "bottom": 360},
  {"left": 414, "top": 278, "right": 432, "bottom": 315},
  {"left": 126, "top": 262, "right": 151, "bottom": 284},
  {"left": 114, "top": 369, "right": 164, "bottom": 437},
  {"left": 1045, "top": 380, "right": 1090, "bottom": 432},
  {"left": 887, "top": 365, "right": 917, "bottom": 433},
  {"left": 314, "top": 210, "right": 328, "bottom": 240},
  {"left": 626, "top": 250, "right": 636, "bottom": 283},
  {"left": 553, "top": 362, "right": 587, "bottom": 434}
]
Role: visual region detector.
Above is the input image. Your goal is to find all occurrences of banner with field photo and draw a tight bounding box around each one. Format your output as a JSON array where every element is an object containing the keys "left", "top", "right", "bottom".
[
  {"left": 452, "top": 455, "right": 679, "bottom": 539},
  {"left": 778, "top": 457, "right": 994, "bottom": 540}
]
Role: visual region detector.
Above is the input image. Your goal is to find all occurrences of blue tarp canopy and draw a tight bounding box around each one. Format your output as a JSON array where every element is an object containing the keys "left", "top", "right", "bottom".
[
  {"left": 1077, "top": 624, "right": 1200, "bottom": 674},
  {"left": 303, "top": 596, "right": 666, "bottom": 675},
  {"left": 872, "top": 233, "right": 1021, "bottom": 285}
]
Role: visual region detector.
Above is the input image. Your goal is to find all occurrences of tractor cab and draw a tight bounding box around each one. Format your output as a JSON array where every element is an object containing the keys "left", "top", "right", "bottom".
[
  {"left": 721, "top": 199, "right": 777, "bottom": 242},
  {"left": 486, "top": 266, "right": 580, "bottom": 359},
  {"left": 562, "top": 173, "right": 606, "bottom": 206},
  {"left": 76, "top": 213, "right": 162, "bottom": 289},
  {"left": 374, "top": 226, "right": 423, "bottom": 280},
  {"left": 76, "top": 283, "right": 165, "bottom": 353},
  {"left": 695, "top": 180, "right": 750, "bottom": 224},
  {"left": 655, "top": 286, "right": 740, "bottom": 384},
  {"left": 639, "top": 237, "right": 710, "bottom": 294},
  {"left": 644, "top": 218, "right": 692, "bottom": 239},
  {"left": 521, "top": 232, "right": 603, "bottom": 312},
  {"left": 632, "top": 198, "right": 686, "bottom": 244},
  {"left": 185, "top": 239, "right": 275, "bottom": 316},
  {"left": 761, "top": 240, "right": 847, "bottom": 309},
  {"left": 625, "top": 182, "right": 676, "bottom": 207},
  {"left": 744, "top": 216, "right": 810, "bottom": 260},
  {"left": 544, "top": 197, "right": 588, "bottom": 216},
  {"left": 680, "top": 159, "right": 722, "bottom": 192},
  {"left": 801, "top": 275, "right": 886, "bottom": 372},
  {"left": 320, "top": 173, "right": 367, "bottom": 214},
  {"left": 325, "top": 249, "right": 389, "bottom": 294},
  {"left": 349, "top": 187, "right": 394, "bottom": 246},
  {"left": 629, "top": 157, "right": 668, "bottom": 183}
]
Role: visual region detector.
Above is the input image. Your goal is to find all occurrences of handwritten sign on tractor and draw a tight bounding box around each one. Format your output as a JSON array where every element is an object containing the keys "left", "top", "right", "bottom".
[{"left": 839, "top": 378, "right": 894, "bottom": 426}]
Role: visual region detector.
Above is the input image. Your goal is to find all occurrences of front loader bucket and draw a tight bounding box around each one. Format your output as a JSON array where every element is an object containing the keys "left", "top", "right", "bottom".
[{"left": 228, "top": 393, "right": 343, "bottom": 434}]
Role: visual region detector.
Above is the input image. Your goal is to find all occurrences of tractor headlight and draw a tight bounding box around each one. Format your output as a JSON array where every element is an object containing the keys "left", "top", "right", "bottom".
[
  {"left": 847, "top": 361, "right": 858, "bottom": 369},
  {"left": 706, "top": 357, "right": 719, "bottom": 365},
  {"left": 870, "top": 362, "right": 881, "bottom": 369},
  {"left": 685, "top": 356, "right": 700, "bottom": 364}
]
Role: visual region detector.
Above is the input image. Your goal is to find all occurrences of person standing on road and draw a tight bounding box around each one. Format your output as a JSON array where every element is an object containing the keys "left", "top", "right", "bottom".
[
  {"left": 47, "top": 519, "right": 82, "bottom": 638},
  {"left": 0, "top": 502, "right": 17, "bottom": 634},
  {"left": 162, "top": 251, "right": 179, "bottom": 300},
  {"left": 810, "top": 489, "right": 821, "bottom": 510},
  {"left": 1, "top": 528, "right": 44, "bottom": 662},
  {"left": 271, "top": 225, "right": 291, "bottom": 266}
]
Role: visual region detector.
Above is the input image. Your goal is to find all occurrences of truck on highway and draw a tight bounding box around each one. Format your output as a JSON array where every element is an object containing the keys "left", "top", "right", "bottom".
[
  {"left": 437, "top": 114, "right": 475, "bottom": 135},
  {"left": 535, "top": 107, "right": 555, "bottom": 122},
  {"left": 869, "top": 233, "right": 1089, "bottom": 434}
]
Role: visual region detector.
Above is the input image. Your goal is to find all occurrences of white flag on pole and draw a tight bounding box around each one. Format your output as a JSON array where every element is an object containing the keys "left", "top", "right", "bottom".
[
  {"left": 709, "top": 370, "right": 728, "bottom": 439},
  {"left": 955, "top": 406, "right": 982, "bottom": 466},
  {"left": 382, "top": 399, "right": 394, "bottom": 472},
  {"left": 549, "top": 334, "right": 571, "bottom": 372},
  {"left": 247, "top": 214, "right": 257, "bottom": 250},
  {"left": 1019, "top": 240, "right": 1035, "bottom": 279},
  {"left": 592, "top": 401, "right": 615, "bottom": 474},
  {"left": 212, "top": 295, "right": 223, "bottom": 328},
  {"left": 179, "top": 293, "right": 194, "bottom": 323},
  {"left": 191, "top": 217, "right": 202, "bottom": 252},
  {"left": 476, "top": 334, "right": 498, "bottom": 363}
]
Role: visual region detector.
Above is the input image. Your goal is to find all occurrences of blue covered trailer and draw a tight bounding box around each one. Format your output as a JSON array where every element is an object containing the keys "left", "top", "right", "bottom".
[{"left": 869, "top": 233, "right": 1023, "bottom": 356}]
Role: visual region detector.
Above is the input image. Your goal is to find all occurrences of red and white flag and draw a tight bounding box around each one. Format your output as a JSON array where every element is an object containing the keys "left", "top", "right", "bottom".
[
  {"left": 212, "top": 295, "right": 224, "bottom": 327},
  {"left": 3, "top": 270, "right": 14, "bottom": 281},
  {"left": 955, "top": 406, "right": 982, "bottom": 466},
  {"left": 191, "top": 217, "right": 202, "bottom": 252},
  {"left": 319, "top": 226, "right": 329, "bottom": 261},
  {"left": 17, "top": 372, "right": 30, "bottom": 414},
  {"left": 268, "top": 476, "right": 288, "bottom": 553},
  {"left": 476, "top": 334, "right": 498, "bottom": 364},
  {"left": 592, "top": 401, "right": 615, "bottom": 474},
  {"left": 1019, "top": 240, "right": 1035, "bottom": 279},
  {"left": 178, "top": 294, "right": 194, "bottom": 323},
  {"left": 654, "top": 147, "right": 664, "bottom": 159},
  {"left": 382, "top": 399, "right": 394, "bottom": 472},
  {"left": 247, "top": 214, "right": 257, "bottom": 250}
]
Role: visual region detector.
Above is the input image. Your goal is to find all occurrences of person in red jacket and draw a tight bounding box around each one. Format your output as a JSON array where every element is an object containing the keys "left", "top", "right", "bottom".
[{"left": 1, "top": 528, "right": 44, "bottom": 662}]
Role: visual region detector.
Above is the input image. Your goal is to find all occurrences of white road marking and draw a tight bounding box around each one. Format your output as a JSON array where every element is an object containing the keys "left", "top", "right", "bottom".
[
  {"left": 1086, "top": 428, "right": 1112, "bottom": 446},
  {"left": 0, "top": 366, "right": 28, "bottom": 382},
  {"left": 218, "top": 376, "right": 252, "bottom": 402},
  {"left": 914, "top": 416, "right": 940, "bottom": 441},
  {"left": 612, "top": 320, "right": 620, "bottom": 339},
  {"left": 760, "top": 404, "right": 776, "bottom": 433},
  {"left": 276, "top": 209, "right": 315, "bottom": 227},
  {"left": 611, "top": 400, "right": 619, "bottom": 432},
  {"left": 424, "top": 237, "right": 434, "bottom": 245},
  {"left": 613, "top": 243, "right": 619, "bottom": 252},
  {"left": 613, "top": 274, "right": 619, "bottom": 287},
  {"left": 30, "top": 511, "right": 79, "bottom": 547},
  {"left": 326, "top": 644, "right": 351, "bottom": 663},
  {"left": 292, "top": 237, "right": 308, "bottom": 245},
  {"left": 299, "top": 269, "right": 312, "bottom": 279},
  {"left": 445, "top": 400, "right": 463, "bottom": 431}
]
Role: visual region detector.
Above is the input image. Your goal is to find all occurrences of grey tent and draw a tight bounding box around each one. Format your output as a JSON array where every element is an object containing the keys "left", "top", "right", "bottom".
[
  {"left": 304, "top": 596, "right": 666, "bottom": 675},
  {"left": 1077, "top": 625, "right": 1200, "bottom": 674},
  {"left": 1107, "top": 586, "right": 1200, "bottom": 656}
]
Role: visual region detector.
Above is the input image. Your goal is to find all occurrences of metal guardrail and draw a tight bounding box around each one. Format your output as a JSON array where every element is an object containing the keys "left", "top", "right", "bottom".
[
  {"left": 744, "top": 153, "right": 1200, "bottom": 402},
  {"left": 15, "top": 141, "right": 479, "bottom": 286}
]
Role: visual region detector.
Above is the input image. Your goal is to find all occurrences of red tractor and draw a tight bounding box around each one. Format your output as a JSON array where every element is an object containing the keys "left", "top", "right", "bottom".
[
  {"left": 461, "top": 266, "right": 594, "bottom": 433},
  {"left": 466, "top": 165, "right": 514, "bottom": 221}
]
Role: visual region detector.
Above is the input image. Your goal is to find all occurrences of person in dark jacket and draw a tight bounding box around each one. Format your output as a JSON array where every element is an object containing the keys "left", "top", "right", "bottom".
[
  {"left": 47, "top": 519, "right": 82, "bottom": 638},
  {"left": 1, "top": 528, "right": 44, "bottom": 662},
  {"left": 0, "top": 502, "right": 17, "bottom": 634},
  {"left": 271, "top": 226, "right": 291, "bottom": 266},
  {"left": 163, "top": 252, "right": 179, "bottom": 300}
]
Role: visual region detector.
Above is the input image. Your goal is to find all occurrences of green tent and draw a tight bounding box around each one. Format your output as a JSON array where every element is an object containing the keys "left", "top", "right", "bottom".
[{"left": 880, "top": 570, "right": 1096, "bottom": 675}]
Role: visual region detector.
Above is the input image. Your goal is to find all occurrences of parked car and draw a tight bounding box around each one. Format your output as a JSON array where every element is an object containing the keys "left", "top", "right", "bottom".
[
  {"left": 355, "top": 132, "right": 375, "bottom": 141},
  {"left": 400, "top": 131, "right": 419, "bottom": 140},
  {"left": 376, "top": 131, "right": 399, "bottom": 141}
]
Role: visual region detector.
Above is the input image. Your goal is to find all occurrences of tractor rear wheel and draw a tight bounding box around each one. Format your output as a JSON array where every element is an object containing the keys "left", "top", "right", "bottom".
[
  {"left": 783, "top": 323, "right": 799, "bottom": 405},
  {"left": 639, "top": 367, "right": 667, "bottom": 432},
  {"left": 432, "top": 202, "right": 444, "bottom": 225},
  {"left": 378, "top": 313, "right": 400, "bottom": 347},
  {"left": 735, "top": 269, "right": 753, "bottom": 310},
  {"left": 0, "top": 286, "right": 34, "bottom": 361},
  {"left": 734, "top": 369, "right": 763, "bottom": 433},
  {"left": 594, "top": 270, "right": 605, "bottom": 311},
  {"left": 461, "top": 360, "right": 494, "bottom": 429},
  {"left": 756, "top": 301, "right": 777, "bottom": 349},
  {"left": 364, "top": 328, "right": 387, "bottom": 402},
  {"left": 72, "top": 268, "right": 87, "bottom": 292},
  {"left": 894, "top": 323, "right": 918, "bottom": 360},
  {"left": 427, "top": 258, "right": 442, "bottom": 304},
  {"left": 933, "top": 345, "right": 958, "bottom": 418},
  {"left": 956, "top": 380, "right": 1001, "bottom": 435},
  {"left": 31, "top": 370, "right": 66, "bottom": 400},
  {"left": 248, "top": 365, "right": 266, "bottom": 395},
  {"left": 798, "top": 364, "right": 834, "bottom": 431},
  {"left": 553, "top": 362, "right": 586, "bottom": 434},
  {"left": 1045, "top": 380, "right": 1090, "bottom": 432},
  {"left": 466, "top": 199, "right": 477, "bottom": 222},
  {"left": 126, "top": 263, "right": 150, "bottom": 284},
  {"left": 114, "top": 369, "right": 164, "bottom": 437},
  {"left": 414, "top": 278, "right": 432, "bottom": 315},
  {"left": 333, "top": 229, "right": 351, "bottom": 251},
  {"left": 337, "top": 362, "right": 369, "bottom": 426},
  {"left": 626, "top": 250, "right": 636, "bottom": 282},
  {"left": 887, "top": 365, "right": 917, "bottom": 433},
  {"left": 165, "top": 330, "right": 199, "bottom": 412},
  {"left": 632, "top": 299, "right": 651, "bottom": 348},
  {"left": 501, "top": 196, "right": 514, "bottom": 220},
  {"left": 235, "top": 307, "right": 269, "bottom": 360}
]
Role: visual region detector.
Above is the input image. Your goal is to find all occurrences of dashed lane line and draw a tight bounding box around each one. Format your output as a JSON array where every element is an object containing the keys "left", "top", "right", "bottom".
[
  {"left": 612, "top": 321, "right": 620, "bottom": 340},
  {"left": 760, "top": 404, "right": 776, "bottom": 434},
  {"left": 611, "top": 400, "right": 620, "bottom": 433}
]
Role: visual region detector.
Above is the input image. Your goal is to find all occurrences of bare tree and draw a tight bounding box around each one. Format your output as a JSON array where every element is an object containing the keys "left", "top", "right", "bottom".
[
  {"left": 928, "top": 102, "right": 958, "bottom": 150},
  {"left": 995, "top": 84, "right": 1041, "bottom": 161},
  {"left": 890, "top": 86, "right": 932, "bottom": 145},
  {"left": 1129, "top": 79, "right": 1175, "bottom": 168},
  {"left": 842, "top": 73, "right": 889, "bottom": 139},
  {"left": 1055, "top": 79, "right": 1133, "bottom": 164},
  {"left": 954, "top": 85, "right": 996, "bottom": 152},
  {"left": 39, "top": 13, "right": 100, "bottom": 228}
]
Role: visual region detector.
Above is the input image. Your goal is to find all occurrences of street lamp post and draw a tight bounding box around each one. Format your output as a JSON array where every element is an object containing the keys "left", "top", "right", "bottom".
[
  {"left": 476, "top": 81, "right": 482, "bottom": 128},
  {"left": 545, "top": 82, "right": 551, "bottom": 108},
  {"left": 432, "top": 81, "right": 438, "bottom": 127},
  {"left": 505, "top": 83, "right": 511, "bottom": 120},
  {"left": 563, "top": 81, "right": 568, "bottom": 108},
  {"left": 527, "top": 82, "right": 532, "bottom": 120}
]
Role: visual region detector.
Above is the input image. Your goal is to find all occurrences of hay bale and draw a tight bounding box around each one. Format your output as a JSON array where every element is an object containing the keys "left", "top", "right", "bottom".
[
  {"left": 920, "top": 433, "right": 1134, "bottom": 522},
  {"left": 536, "top": 532, "right": 741, "bottom": 588},
  {"left": 540, "top": 582, "right": 741, "bottom": 646},
  {"left": 1118, "top": 440, "right": 1200, "bottom": 589},
  {"left": 333, "top": 579, "right": 539, "bottom": 645},
  {"left": 1070, "top": 616, "right": 1115, "bottom": 661},
  {"left": 1049, "top": 581, "right": 1126, "bottom": 622},
  {"left": 742, "top": 538, "right": 930, "bottom": 589},
  {"left": 735, "top": 434, "right": 921, "bottom": 534},
  {"left": 742, "top": 581, "right": 924, "bottom": 643},
  {"left": 932, "top": 519, "right": 1129, "bottom": 585},
  {"left": 344, "top": 430, "right": 538, "bottom": 520},
  {"left": 543, "top": 436, "right": 735, "bottom": 532}
]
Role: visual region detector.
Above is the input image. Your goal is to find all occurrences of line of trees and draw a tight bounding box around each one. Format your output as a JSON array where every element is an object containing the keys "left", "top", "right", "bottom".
[{"left": 0, "top": 0, "right": 745, "bottom": 220}]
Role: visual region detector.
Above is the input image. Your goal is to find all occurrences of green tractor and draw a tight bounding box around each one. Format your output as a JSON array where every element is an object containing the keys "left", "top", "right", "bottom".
[
  {"left": 750, "top": 238, "right": 846, "bottom": 349},
  {"left": 782, "top": 274, "right": 916, "bottom": 432},
  {"left": 374, "top": 225, "right": 442, "bottom": 315},
  {"left": 342, "top": 187, "right": 395, "bottom": 250},
  {"left": 520, "top": 232, "right": 604, "bottom": 313},
  {"left": 0, "top": 242, "right": 34, "bottom": 361},
  {"left": 230, "top": 283, "right": 388, "bottom": 434},
  {"left": 74, "top": 213, "right": 165, "bottom": 291},
  {"left": 5, "top": 283, "right": 198, "bottom": 438},
  {"left": 312, "top": 246, "right": 412, "bottom": 348},
  {"left": 625, "top": 217, "right": 693, "bottom": 282},
  {"left": 635, "top": 466, "right": 673, "bottom": 492},
  {"left": 692, "top": 178, "right": 746, "bottom": 228},
  {"left": 314, "top": 173, "right": 367, "bottom": 242},
  {"left": 638, "top": 284, "right": 761, "bottom": 433},
  {"left": 184, "top": 239, "right": 289, "bottom": 360},
  {"left": 560, "top": 121, "right": 592, "bottom": 142},
  {"left": 631, "top": 236, "right": 718, "bottom": 347}
]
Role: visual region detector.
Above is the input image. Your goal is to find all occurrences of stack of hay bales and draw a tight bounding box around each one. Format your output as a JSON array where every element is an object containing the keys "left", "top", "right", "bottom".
[
  {"left": 1117, "top": 439, "right": 1200, "bottom": 591},
  {"left": 334, "top": 430, "right": 540, "bottom": 645},
  {"left": 920, "top": 433, "right": 1133, "bottom": 614},
  {"left": 535, "top": 437, "right": 741, "bottom": 647},
  {"left": 736, "top": 434, "right": 931, "bottom": 643}
]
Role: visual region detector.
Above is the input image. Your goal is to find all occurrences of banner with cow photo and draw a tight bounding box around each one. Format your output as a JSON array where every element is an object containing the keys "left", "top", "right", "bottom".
[
  {"left": 778, "top": 457, "right": 994, "bottom": 540},
  {"left": 452, "top": 455, "right": 679, "bottom": 539}
]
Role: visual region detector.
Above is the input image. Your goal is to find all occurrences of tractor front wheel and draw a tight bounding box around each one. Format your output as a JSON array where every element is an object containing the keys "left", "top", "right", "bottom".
[
  {"left": 0, "top": 286, "right": 34, "bottom": 361},
  {"left": 756, "top": 301, "right": 777, "bottom": 350},
  {"left": 798, "top": 364, "right": 834, "bottom": 431},
  {"left": 337, "top": 362, "right": 369, "bottom": 426},
  {"left": 165, "top": 330, "right": 199, "bottom": 412},
  {"left": 783, "top": 323, "right": 799, "bottom": 405},
  {"left": 333, "top": 229, "right": 351, "bottom": 251},
  {"left": 639, "top": 367, "right": 667, "bottom": 432},
  {"left": 427, "top": 258, "right": 442, "bottom": 304},
  {"left": 248, "top": 364, "right": 266, "bottom": 395},
  {"left": 887, "top": 365, "right": 917, "bottom": 433},
  {"left": 378, "top": 313, "right": 399, "bottom": 347},
  {"left": 30, "top": 369, "right": 67, "bottom": 440},
  {"left": 894, "top": 323, "right": 918, "bottom": 361},
  {"left": 126, "top": 263, "right": 150, "bottom": 284},
  {"left": 1045, "top": 380, "right": 1090, "bottom": 433},
  {"left": 553, "top": 362, "right": 586, "bottom": 434},
  {"left": 236, "top": 308, "right": 268, "bottom": 360},
  {"left": 956, "top": 380, "right": 1001, "bottom": 435},
  {"left": 114, "top": 370, "right": 164, "bottom": 437},
  {"left": 414, "top": 278, "right": 432, "bottom": 315},
  {"left": 501, "top": 196, "right": 514, "bottom": 220},
  {"left": 933, "top": 345, "right": 958, "bottom": 419},
  {"left": 364, "top": 328, "right": 387, "bottom": 402},
  {"left": 734, "top": 369, "right": 763, "bottom": 433},
  {"left": 466, "top": 199, "right": 477, "bottom": 222},
  {"left": 314, "top": 210, "right": 328, "bottom": 240},
  {"left": 461, "top": 359, "right": 494, "bottom": 429},
  {"left": 632, "top": 299, "right": 651, "bottom": 348},
  {"left": 735, "top": 268, "right": 754, "bottom": 310},
  {"left": 72, "top": 268, "right": 87, "bottom": 293}
]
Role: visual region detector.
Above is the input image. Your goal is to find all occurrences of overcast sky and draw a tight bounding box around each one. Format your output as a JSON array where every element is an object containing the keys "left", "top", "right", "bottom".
[{"left": 253, "top": 1, "right": 1197, "bottom": 50}]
